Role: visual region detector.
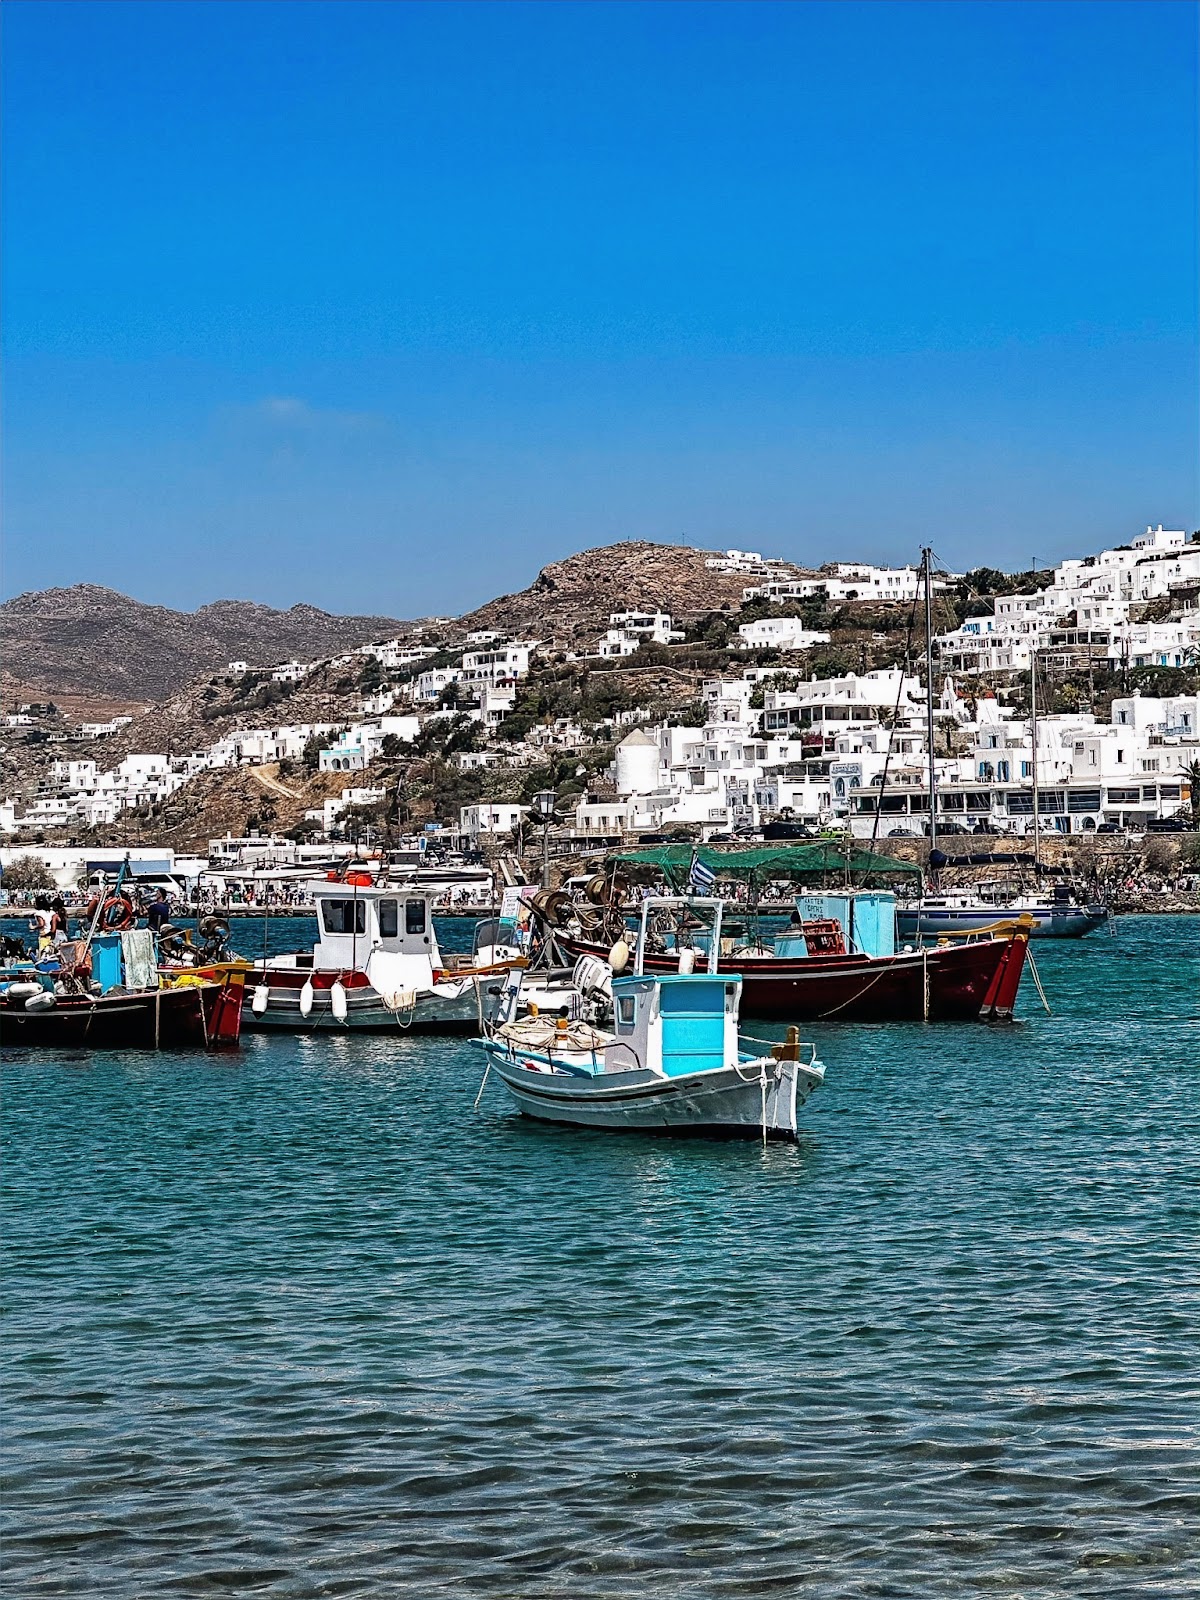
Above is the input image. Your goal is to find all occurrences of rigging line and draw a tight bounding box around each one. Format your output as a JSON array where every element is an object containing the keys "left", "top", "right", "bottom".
[{"left": 861, "top": 591, "right": 921, "bottom": 877}]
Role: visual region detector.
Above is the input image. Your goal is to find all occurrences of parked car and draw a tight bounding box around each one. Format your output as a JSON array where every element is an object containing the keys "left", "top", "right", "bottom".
[
  {"left": 1096, "top": 822, "right": 1122, "bottom": 834},
  {"left": 1146, "top": 817, "right": 1190, "bottom": 834},
  {"left": 887, "top": 828, "right": 917, "bottom": 838},
  {"left": 763, "top": 821, "right": 814, "bottom": 840}
]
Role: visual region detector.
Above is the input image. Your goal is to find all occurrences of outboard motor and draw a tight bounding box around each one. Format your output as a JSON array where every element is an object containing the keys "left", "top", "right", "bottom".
[{"left": 572, "top": 954, "right": 614, "bottom": 1003}]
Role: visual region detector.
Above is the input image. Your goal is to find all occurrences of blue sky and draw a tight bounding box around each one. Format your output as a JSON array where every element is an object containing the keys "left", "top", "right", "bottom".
[{"left": 3, "top": 0, "right": 1196, "bottom": 616}]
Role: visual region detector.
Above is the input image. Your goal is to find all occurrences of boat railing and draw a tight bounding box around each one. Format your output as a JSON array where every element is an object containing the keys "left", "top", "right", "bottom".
[
  {"left": 741, "top": 1028, "right": 821, "bottom": 1069},
  {"left": 903, "top": 913, "right": 1037, "bottom": 944}
]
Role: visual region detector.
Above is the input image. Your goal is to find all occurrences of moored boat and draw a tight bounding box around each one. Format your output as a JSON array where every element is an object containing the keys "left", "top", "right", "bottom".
[
  {"left": 243, "top": 874, "right": 522, "bottom": 1031},
  {"left": 896, "top": 881, "right": 1108, "bottom": 940},
  {"left": 476, "top": 898, "right": 825, "bottom": 1140},
  {"left": 558, "top": 925, "right": 1029, "bottom": 1022},
  {"left": 550, "top": 868, "right": 1031, "bottom": 1023},
  {"left": 0, "top": 928, "right": 243, "bottom": 1050}
]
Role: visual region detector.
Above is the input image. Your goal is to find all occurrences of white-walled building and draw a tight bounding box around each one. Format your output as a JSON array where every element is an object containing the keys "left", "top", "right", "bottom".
[
  {"left": 745, "top": 564, "right": 955, "bottom": 605},
  {"left": 415, "top": 667, "right": 464, "bottom": 703},
  {"left": 736, "top": 618, "right": 832, "bottom": 652},
  {"left": 270, "top": 659, "right": 311, "bottom": 684},
  {"left": 50, "top": 760, "right": 98, "bottom": 791},
  {"left": 461, "top": 644, "right": 534, "bottom": 687},
  {"left": 319, "top": 716, "right": 420, "bottom": 772},
  {"left": 459, "top": 802, "right": 528, "bottom": 843}
]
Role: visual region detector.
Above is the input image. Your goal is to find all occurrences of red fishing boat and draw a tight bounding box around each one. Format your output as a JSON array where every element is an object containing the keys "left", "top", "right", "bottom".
[
  {"left": 0, "top": 913, "right": 244, "bottom": 1050},
  {"left": 547, "top": 844, "right": 1031, "bottom": 1023},
  {"left": 0, "top": 972, "right": 245, "bottom": 1049},
  {"left": 557, "top": 924, "right": 1028, "bottom": 1022}
]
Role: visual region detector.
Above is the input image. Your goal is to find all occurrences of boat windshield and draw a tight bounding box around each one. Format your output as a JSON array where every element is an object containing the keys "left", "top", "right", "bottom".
[{"left": 321, "top": 899, "right": 367, "bottom": 935}]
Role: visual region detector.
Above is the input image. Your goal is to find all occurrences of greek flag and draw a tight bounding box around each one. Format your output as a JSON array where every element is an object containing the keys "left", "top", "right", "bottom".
[{"left": 689, "top": 852, "right": 716, "bottom": 894}]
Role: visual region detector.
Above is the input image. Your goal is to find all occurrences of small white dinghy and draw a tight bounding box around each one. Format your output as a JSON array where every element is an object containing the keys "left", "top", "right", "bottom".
[{"left": 474, "top": 897, "right": 825, "bottom": 1141}]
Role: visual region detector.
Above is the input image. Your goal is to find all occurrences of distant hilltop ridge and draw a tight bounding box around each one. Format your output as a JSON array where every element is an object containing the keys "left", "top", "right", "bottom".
[
  {"left": 2, "top": 543, "right": 806, "bottom": 705},
  {"left": 460, "top": 540, "right": 797, "bottom": 641},
  {"left": 0, "top": 584, "right": 411, "bottom": 704}
]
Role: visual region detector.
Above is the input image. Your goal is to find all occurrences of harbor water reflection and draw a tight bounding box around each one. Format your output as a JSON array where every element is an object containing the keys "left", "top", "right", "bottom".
[{"left": 3, "top": 915, "right": 1198, "bottom": 1596}]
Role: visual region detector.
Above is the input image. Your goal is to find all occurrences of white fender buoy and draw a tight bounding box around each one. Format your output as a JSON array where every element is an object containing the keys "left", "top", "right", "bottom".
[
  {"left": 299, "top": 980, "right": 314, "bottom": 1017},
  {"left": 251, "top": 983, "right": 270, "bottom": 1016},
  {"left": 25, "top": 991, "right": 56, "bottom": 1011},
  {"left": 330, "top": 981, "right": 348, "bottom": 1022},
  {"left": 677, "top": 947, "right": 696, "bottom": 975},
  {"left": 608, "top": 938, "right": 629, "bottom": 973}
]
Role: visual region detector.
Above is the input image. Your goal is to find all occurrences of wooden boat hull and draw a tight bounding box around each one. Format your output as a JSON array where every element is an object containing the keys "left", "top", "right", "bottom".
[
  {"left": 239, "top": 966, "right": 482, "bottom": 1032},
  {"left": 0, "top": 974, "right": 244, "bottom": 1050},
  {"left": 558, "top": 933, "right": 1029, "bottom": 1022},
  {"left": 478, "top": 1040, "right": 821, "bottom": 1140}
]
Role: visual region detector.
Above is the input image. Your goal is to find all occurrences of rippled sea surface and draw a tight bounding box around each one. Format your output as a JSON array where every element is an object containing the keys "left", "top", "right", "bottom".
[{"left": 3, "top": 915, "right": 1199, "bottom": 1597}]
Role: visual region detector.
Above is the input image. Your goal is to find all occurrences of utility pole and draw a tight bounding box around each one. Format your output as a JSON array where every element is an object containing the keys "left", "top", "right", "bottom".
[
  {"left": 921, "top": 547, "right": 937, "bottom": 853},
  {"left": 1030, "top": 646, "right": 1042, "bottom": 873}
]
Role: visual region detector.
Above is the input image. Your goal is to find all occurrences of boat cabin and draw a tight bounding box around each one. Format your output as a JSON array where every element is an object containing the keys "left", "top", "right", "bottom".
[
  {"left": 309, "top": 879, "right": 439, "bottom": 973},
  {"left": 613, "top": 896, "right": 741, "bottom": 1078},
  {"left": 776, "top": 890, "right": 896, "bottom": 959},
  {"left": 610, "top": 972, "right": 742, "bottom": 1078}
]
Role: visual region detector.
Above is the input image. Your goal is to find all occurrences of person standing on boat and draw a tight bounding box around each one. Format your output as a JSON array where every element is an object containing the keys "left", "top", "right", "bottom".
[
  {"left": 29, "top": 898, "right": 54, "bottom": 952},
  {"left": 146, "top": 887, "right": 172, "bottom": 935},
  {"left": 49, "top": 897, "right": 70, "bottom": 945}
]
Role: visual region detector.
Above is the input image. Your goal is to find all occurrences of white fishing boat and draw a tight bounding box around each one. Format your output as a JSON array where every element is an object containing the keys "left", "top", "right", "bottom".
[
  {"left": 474, "top": 898, "right": 825, "bottom": 1140},
  {"left": 244, "top": 874, "right": 522, "bottom": 1031}
]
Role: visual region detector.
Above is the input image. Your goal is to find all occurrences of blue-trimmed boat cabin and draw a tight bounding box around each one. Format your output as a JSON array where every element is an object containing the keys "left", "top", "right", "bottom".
[{"left": 611, "top": 972, "right": 742, "bottom": 1077}]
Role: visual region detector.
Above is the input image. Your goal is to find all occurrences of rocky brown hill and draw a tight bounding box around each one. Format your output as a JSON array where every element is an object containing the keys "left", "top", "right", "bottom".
[
  {"left": 460, "top": 541, "right": 805, "bottom": 646},
  {"left": 0, "top": 585, "right": 409, "bottom": 704}
]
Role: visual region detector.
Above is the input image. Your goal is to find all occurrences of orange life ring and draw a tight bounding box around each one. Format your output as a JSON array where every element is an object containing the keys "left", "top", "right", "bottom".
[{"left": 88, "top": 892, "right": 135, "bottom": 931}]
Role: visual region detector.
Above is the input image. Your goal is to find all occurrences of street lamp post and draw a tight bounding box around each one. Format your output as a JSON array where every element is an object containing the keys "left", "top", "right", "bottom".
[{"left": 533, "top": 789, "right": 557, "bottom": 890}]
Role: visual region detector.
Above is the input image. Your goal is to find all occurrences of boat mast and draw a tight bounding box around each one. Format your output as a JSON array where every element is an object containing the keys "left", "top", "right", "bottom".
[
  {"left": 921, "top": 547, "right": 937, "bottom": 854},
  {"left": 1030, "top": 645, "right": 1042, "bottom": 872}
]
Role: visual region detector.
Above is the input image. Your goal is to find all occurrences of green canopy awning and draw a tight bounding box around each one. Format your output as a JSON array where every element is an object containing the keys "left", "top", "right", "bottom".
[{"left": 607, "top": 842, "right": 920, "bottom": 887}]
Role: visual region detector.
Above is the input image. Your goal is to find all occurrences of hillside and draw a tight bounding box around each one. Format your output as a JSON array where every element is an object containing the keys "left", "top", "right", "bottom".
[
  {"left": 0, "top": 585, "right": 409, "bottom": 704},
  {"left": 461, "top": 541, "right": 793, "bottom": 645}
]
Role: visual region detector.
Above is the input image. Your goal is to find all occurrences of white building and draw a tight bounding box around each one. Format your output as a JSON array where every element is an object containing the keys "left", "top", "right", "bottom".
[
  {"left": 592, "top": 612, "right": 680, "bottom": 660},
  {"left": 319, "top": 716, "right": 420, "bottom": 772},
  {"left": 415, "top": 667, "right": 464, "bottom": 703},
  {"left": 50, "top": 760, "right": 98, "bottom": 791},
  {"left": 705, "top": 549, "right": 766, "bottom": 573},
  {"left": 270, "top": 659, "right": 311, "bottom": 684},
  {"left": 614, "top": 729, "right": 663, "bottom": 796},
  {"left": 745, "top": 565, "right": 954, "bottom": 605},
  {"left": 735, "top": 618, "right": 832, "bottom": 652},
  {"left": 459, "top": 802, "right": 528, "bottom": 843},
  {"left": 460, "top": 644, "right": 534, "bottom": 687},
  {"left": 359, "top": 639, "right": 440, "bottom": 671}
]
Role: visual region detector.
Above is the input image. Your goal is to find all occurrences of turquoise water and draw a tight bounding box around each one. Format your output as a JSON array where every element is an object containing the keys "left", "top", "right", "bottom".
[{"left": 3, "top": 916, "right": 1198, "bottom": 1597}]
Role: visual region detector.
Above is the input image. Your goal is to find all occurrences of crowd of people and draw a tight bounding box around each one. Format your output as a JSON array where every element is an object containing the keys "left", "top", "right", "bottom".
[{"left": 4, "top": 886, "right": 175, "bottom": 956}]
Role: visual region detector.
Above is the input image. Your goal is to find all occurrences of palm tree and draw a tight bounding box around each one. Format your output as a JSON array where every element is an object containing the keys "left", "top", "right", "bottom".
[{"left": 1181, "top": 757, "right": 1200, "bottom": 830}]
